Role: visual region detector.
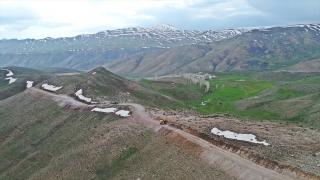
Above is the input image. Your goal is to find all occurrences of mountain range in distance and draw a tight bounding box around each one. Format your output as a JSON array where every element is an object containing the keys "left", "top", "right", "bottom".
[
  {"left": 1, "top": 24, "right": 320, "bottom": 75},
  {"left": 105, "top": 24, "right": 320, "bottom": 76}
]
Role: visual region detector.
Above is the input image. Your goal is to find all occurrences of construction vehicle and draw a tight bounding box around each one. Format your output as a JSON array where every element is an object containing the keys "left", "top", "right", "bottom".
[{"left": 159, "top": 117, "right": 173, "bottom": 125}]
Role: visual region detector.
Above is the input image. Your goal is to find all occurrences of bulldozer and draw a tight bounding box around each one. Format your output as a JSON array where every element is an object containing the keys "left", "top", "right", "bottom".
[{"left": 159, "top": 117, "right": 173, "bottom": 125}]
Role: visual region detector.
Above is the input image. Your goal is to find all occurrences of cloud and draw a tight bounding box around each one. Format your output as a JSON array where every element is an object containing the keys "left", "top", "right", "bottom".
[
  {"left": 0, "top": 2, "right": 40, "bottom": 31},
  {"left": 0, "top": 0, "right": 319, "bottom": 39},
  {"left": 246, "top": 0, "right": 320, "bottom": 25}
]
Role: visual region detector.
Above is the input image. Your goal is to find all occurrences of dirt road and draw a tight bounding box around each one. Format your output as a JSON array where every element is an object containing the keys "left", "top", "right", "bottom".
[
  {"left": 121, "top": 103, "right": 301, "bottom": 180},
  {"left": 26, "top": 87, "right": 94, "bottom": 109},
  {"left": 20, "top": 89, "right": 308, "bottom": 179}
]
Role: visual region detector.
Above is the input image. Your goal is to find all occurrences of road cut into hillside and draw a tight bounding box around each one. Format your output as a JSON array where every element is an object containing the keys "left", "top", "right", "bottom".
[
  {"left": 26, "top": 87, "right": 94, "bottom": 109},
  {"left": 21, "top": 88, "right": 318, "bottom": 180},
  {"left": 122, "top": 103, "right": 319, "bottom": 180}
]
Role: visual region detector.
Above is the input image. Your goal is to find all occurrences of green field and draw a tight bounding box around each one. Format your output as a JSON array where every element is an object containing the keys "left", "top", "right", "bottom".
[
  {"left": 142, "top": 72, "right": 320, "bottom": 128},
  {"left": 192, "top": 74, "right": 274, "bottom": 114}
]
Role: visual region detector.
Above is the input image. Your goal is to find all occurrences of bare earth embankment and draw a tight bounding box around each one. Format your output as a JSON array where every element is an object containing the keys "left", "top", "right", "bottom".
[{"left": 126, "top": 103, "right": 319, "bottom": 180}]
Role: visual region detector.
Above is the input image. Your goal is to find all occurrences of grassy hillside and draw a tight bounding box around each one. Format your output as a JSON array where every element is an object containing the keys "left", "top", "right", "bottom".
[
  {"left": 36, "top": 67, "right": 185, "bottom": 109},
  {"left": 1, "top": 65, "right": 319, "bottom": 179},
  {"left": 0, "top": 78, "right": 229, "bottom": 180},
  {"left": 0, "top": 66, "right": 53, "bottom": 100},
  {"left": 141, "top": 72, "right": 320, "bottom": 129}
]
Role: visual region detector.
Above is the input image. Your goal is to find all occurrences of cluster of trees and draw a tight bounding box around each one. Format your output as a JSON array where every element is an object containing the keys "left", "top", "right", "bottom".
[{"left": 182, "top": 73, "right": 210, "bottom": 93}]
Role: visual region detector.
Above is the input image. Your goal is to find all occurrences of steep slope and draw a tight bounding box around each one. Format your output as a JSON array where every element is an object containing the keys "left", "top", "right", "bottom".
[
  {"left": 105, "top": 24, "right": 320, "bottom": 76},
  {"left": 0, "top": 24, "right": 265, "bottom": 70},
  {"left": 0, "top": 89, "right": 232, "bottom": 180}
]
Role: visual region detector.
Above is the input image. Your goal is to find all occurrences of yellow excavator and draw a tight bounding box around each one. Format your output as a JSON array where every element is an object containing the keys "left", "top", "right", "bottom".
[{"left": 159, "top": 117, "right": 173, "bottom": 125}]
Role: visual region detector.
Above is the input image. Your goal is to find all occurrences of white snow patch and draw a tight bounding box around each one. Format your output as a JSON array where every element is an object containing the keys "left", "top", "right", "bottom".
[
  {"left": 26, "top": 81, "right": 33, "bottom": 88},
  {"left": 1, "top": 69, "right": 14, "bottom": 76},
  {"left": 42, "top": 83, "right": 63, "bottom": 91},
  {"left": 211, "top": 127, "right": 269, "bottom": 146},
  {"left": 91, "top": 108, "right": 117, "bottom": 113},
  {"left": 75, "top": 89, "right": 92, "bottom": 102},
  {"left": 115, "top": 110, "right": 130, "bottom": 117},
  {"left": 92, "top": 72, "right": 96, "bottom": 74},
  {"left": 5, "top": 77, "right": 18, "bottom": 84}
]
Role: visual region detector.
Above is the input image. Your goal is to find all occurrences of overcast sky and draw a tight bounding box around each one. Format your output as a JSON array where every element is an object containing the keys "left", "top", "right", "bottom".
[{"left": 1, "top": 0, "right": 319, "bottom": 39}]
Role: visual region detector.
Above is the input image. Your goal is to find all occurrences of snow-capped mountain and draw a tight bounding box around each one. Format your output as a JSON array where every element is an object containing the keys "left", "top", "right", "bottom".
[
  {"left": 0, "top": 24, "right": 269, "bottom": 54},
  {"left": 0, "top": 24, "right": 319, "bottom": 71},
  {"left": 104, "top": 23, "right": 320, "bottom": 76}
]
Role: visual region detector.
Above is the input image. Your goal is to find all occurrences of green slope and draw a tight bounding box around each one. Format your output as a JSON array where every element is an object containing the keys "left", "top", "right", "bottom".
[
  {"left": 141, "top": 72, "right": 320, "bottom": 129},
  {"left": 37, "top": 66, "right": 185, "bottom": 108},
  {"left": 0, "top": 66, "right": 53, "bottom": 100}
]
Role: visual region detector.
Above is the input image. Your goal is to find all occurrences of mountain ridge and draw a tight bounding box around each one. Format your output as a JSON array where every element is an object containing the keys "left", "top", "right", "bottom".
[
  {"left": 1, "top": 23, "right": 319, "bottom": 71},
  {"left": 105, "top": 24, "right": 320, "bottom": 76}
]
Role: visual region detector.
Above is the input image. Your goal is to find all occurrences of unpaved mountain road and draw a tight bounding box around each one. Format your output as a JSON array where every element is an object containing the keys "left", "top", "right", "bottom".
[
  {"left": 22, "top": 88, "right": 315, "bottom": 180},
  {"left": 27, "top": 87, "right": 94, "bottom": 109},
  {"left": 121, "top": 103, "right": 301, "bottom": 180}
]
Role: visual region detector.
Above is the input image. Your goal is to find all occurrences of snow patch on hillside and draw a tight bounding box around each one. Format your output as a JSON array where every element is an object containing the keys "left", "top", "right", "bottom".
[
  {"left": 115, "top": 110, "right": 130, "bottom": 117},
  {"left": 26, "top": 81, "right": 33, "bottom": 88},
  {"left": 42, "top": 83, "right": 63, "bottom": 91},
  {"left": 211, "top": 127, "right": 269, "bottom": 146},
  {"left": 75, "top": 89, "right": 92, "bottom": 102},
  {"left": 1, "top": 69, "right": 14, "bottom": 76},
  {"left": 91, "top": 107, "right": 117, "bottom": 113},
  {"left": 5, "top": 77, "right": 18, "bottom": 84}
]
